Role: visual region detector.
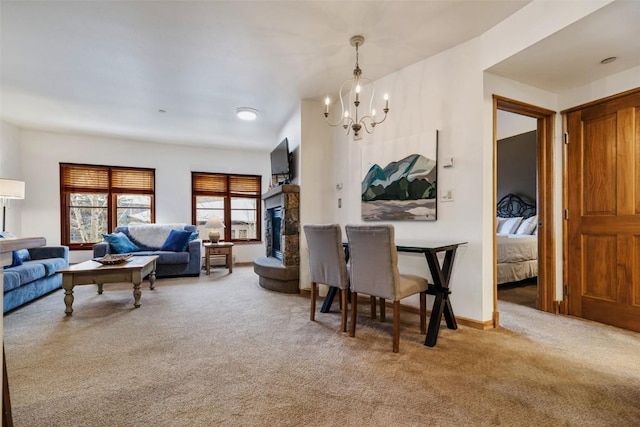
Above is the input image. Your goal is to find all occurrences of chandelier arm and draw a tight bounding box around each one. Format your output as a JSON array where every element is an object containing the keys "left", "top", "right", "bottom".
[
  {"left": 325, "top": 79, "right": 352, "bottom": 127},
  {"left": 360, "top": 120, "right": 374, "bottom": 135}
]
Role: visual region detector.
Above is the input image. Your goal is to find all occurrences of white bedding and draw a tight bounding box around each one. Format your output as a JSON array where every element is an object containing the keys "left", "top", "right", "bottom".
[
  {"left": 497, "top": 234, "right": 537, "bottom": 263},
  {"left": 497, "top": 233, "right": 538, "bottom": 284}
]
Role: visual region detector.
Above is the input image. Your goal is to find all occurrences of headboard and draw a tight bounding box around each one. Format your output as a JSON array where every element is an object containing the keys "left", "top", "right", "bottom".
[{"left": 496, "top": 193, "right": 536, "bottom": 219}]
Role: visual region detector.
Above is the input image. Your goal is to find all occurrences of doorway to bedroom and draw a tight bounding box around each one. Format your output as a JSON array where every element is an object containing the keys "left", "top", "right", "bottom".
[{"left": 493, "top": 96, "right": 556, "bottom": 326}]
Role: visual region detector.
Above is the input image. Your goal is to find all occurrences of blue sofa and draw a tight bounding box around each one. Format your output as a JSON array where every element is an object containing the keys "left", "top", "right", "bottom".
[
  {"left": 93, "top": 225, "right": 201, "bottom": 278},
  {"left": 3, "top": 246, "right": 69, "bottom": 313}
]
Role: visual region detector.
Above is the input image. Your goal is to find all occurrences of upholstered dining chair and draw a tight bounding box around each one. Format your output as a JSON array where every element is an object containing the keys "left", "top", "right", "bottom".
[
  {"left": 303, "top": 224, "right": 350, "bottom": 332},
  {"left": 345, "top": 224, "right": 428, "bottom": 353}
]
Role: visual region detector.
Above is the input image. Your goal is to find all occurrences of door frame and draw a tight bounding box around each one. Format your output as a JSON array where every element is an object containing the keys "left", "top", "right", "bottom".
[{"left": 492, "top": 95, "right": 556, "bottom": 326}]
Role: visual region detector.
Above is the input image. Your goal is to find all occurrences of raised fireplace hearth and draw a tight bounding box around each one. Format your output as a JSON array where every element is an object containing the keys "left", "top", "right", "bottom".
[{"left": 254, "top": 184, "right": 299, "bottom": 293}]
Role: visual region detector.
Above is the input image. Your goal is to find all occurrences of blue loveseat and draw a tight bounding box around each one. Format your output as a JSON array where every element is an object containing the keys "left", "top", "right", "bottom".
[
  {"left": 3, "top": 246, "right": 69, "bottom": 313},
  {"left": 93, "top": 224, "right": 201, "bottom": 278}
]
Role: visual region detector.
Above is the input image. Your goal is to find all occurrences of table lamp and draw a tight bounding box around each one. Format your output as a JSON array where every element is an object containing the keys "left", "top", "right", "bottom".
[
  {"left": 0, "top": 178, "right": 25, "bottom": 232},
  {"left": 204, "top": 215, "right": 225, "bottom": 243}
]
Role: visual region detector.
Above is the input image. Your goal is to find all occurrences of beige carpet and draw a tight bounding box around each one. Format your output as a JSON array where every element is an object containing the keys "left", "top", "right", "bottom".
[{"left": 4, "top": 266, "right": 640, "bottom": 426}]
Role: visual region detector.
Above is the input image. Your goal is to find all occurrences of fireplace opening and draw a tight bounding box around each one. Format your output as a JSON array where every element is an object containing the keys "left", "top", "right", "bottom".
[{"left": 270, "top": 206, "right": 283, "bottom": 261}]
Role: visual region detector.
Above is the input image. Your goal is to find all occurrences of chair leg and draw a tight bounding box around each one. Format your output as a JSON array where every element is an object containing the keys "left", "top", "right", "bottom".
[
  {"left": 419, "top": 291, "right": 426, "bottom": 334},
  {"left": 379, "top": 297, "right": 386, "bottom": 322},
  {"left": 310, "top": 282, "right": 317, "bottom": 321},
  {"left": 350, "top": 292, "right": 358, "bottom": 337},
  {"left": 370, "top": 296, "right": 377, "bottom": 319},
  {"left": 393, "top": 300, "right": 400, "bottom": 353},
  {"left": 340, "top": 288, "right": 348, "bottom": 333}
]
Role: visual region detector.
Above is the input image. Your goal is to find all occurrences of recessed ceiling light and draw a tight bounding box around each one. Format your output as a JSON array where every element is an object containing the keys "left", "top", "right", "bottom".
[
  {"left": 236, "top": 107, "right": 259, "bottom": 121},
  {"left": 600, "top": 57, "right": 617, "bottom": 65}
]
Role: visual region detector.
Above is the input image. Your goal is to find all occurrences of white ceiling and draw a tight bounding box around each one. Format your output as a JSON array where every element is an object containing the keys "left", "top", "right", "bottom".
[{"left": 1, "top": 1, "right": 638, "bottom": 151}]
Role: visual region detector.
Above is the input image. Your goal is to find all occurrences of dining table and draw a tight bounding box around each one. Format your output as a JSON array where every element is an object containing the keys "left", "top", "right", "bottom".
[{"left": 322, "top": 240, "right": 467, "bottom": 347}]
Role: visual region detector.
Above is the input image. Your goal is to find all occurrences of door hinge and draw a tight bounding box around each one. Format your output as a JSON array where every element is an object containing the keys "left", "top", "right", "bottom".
[
  {"left": 564, "top": 284, "right": 569, "bottom": 296},
  {"left": 563, "top": 132, "right": 569, "bottom": 145},
  {"left": 564, "top": 209, "right": 569, "bottom": 220}
]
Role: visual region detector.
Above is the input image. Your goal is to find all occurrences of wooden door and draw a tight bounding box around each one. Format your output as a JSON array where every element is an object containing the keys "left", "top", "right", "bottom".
[{"left": 566, "top": 89, "right": 640, "bottom": 331}]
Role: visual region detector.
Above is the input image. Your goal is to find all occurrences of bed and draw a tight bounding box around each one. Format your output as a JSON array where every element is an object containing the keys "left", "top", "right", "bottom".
[{"left": 496, "top": 194, "right": 538, "bottom": 284}]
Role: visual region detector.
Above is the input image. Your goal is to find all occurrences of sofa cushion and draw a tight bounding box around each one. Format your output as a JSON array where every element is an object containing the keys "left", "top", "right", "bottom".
[
  {"left": 103, "top": 232, "right": 140, "bottom": 254},
  {"left": 7, "top": 263, "right": 46, "bottom": 286},
  {"left": 161, "top": 230, "right": 192, "bottom": 252},
  {"left": 3, "top": 271, "right": 22, "bottom": 292},
  {"left": 133, "top": 250, "right": 190, "bottom": 265},
  {"left": 33, "top": 257, "right": 69, "bottom": 275}
]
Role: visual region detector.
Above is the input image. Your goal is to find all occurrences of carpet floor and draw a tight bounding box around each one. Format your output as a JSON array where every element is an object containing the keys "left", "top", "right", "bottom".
[{"left": 3, "top": 266, "right": 640, "bottom": 426}]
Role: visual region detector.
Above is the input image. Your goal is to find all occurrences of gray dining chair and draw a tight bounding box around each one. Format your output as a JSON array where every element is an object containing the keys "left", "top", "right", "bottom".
[
  {"left": 303, "top": 224, "right": 350, "bottom": 332},
  {"left": 345, "top": 224, "right": 428, "bottom": 353}
]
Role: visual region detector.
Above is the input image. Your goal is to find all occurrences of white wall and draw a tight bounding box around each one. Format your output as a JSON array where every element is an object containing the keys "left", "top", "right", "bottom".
[
  {"left": 558, "top": 64, "right": 640, "bottom": 110},
  {"left": 277, "top": 103, "right": 302, "bottom": 186},
  {"left": 275, "top": 100, "right": 334, "bottom": 291},
  {"left": 18, "top": 129, "right": 270, "bottom": 263},
  {"left": 298, "top": 100, "right": 335, "bottom": 290},
  {"left": 0, "top": 121, "right": 24, "bottom": 234},
  {"left": 496, "top": 111, "right": 536, "bottom": 140}
]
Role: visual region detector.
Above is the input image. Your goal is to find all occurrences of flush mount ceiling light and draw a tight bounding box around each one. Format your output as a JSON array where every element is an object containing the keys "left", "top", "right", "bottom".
[
  {"left": 600, "top": 56, "right": 617, "bottom": 65},
  {"left": 324, "top": 35, "right": 389, "bottom": 139},
  {"left": 236, "top": 107, "right": 259, "bottom": 121}
]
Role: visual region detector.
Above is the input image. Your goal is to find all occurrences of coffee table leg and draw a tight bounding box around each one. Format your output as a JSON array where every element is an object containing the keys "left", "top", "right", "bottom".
[
  {"left": 63, "top": 276, "right": 74, "bottom": 316},
  {"left": 149, "top": 271, "right": 156, "bottom": 290},
  {"left": 133, "top": 281, "right": 141, "bottom": 308},
  {"left": 97, "top": 283, "right": 104, "bottom": 294}
]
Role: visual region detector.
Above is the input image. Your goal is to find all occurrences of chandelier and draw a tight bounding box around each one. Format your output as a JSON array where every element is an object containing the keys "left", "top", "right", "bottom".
[{"left": 324, "top": 35, "right": 389, "bottom": 138}]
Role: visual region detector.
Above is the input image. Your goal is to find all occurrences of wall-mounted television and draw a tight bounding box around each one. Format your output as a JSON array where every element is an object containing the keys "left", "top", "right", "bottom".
[{"left": 270, "top": 138, "right": 291, "bottom": 184}]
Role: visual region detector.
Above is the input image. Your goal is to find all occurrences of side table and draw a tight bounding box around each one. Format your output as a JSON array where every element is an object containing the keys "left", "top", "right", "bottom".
[{"left": 203, "top": 242, "right": 234, "bottom": 274}]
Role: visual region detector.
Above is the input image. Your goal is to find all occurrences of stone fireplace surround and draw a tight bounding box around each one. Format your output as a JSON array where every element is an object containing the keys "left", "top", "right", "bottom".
[{"left": 253, "top": 184, "right": 299, "bottom": 293}]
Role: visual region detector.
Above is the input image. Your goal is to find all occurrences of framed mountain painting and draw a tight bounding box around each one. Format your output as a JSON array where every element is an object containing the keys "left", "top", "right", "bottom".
[{"left": 361, "top": 130, "right": 438, "bottom": 221}]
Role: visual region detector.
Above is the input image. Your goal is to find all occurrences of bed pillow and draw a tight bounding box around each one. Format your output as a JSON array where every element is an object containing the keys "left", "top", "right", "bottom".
[
  {"left": 496, "top": 217, "right": 509, "bottom": 232},
  {"left": 516, "top": 215, "right": 538, "bottom": 235},
  {"left": 497, "top": 217, "right": 523, "bottom": 234},
  {"left": 161, "top": 229, "right": 193, "bottom": 252},
  {"left": 103, "top": 232, "right": 140, "bottom": 254}
]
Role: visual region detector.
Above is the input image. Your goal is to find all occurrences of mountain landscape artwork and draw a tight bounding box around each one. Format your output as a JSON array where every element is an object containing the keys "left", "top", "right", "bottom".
[{"left": 361, "top": 131, "right": 438, "bottom": 221}]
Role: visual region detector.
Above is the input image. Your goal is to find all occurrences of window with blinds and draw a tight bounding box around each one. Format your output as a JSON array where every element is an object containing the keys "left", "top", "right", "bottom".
[
  {"left": 192, "top": 172, "right": 261, "bottom": 242},
  {"left": 60, "top": 163, "right": 155, "bottom": 249}
]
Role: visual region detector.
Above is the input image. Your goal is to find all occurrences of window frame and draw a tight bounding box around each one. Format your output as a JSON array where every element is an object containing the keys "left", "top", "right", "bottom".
[
  {"left": 191, "top": 172, "right": 262, "bottom": 243},
  {"left": 60, "top": 163, "right": 156, "bottom": 250}
]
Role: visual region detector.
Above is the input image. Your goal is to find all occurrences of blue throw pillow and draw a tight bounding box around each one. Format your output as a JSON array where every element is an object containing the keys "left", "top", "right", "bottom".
[
  {"left": 182, "top": 232, "right": 199, "bottom": 251},
  {"left": 161, "top": 229, "right": 193, "bottom": 252},
  {"left": 15, "top": 249, "right": 30, "bottom": 262},
  {"left": 9, "top": 251, "right": 23, "bottom": 268},
  {"left": 103, "top": 232, "right": 140, "bottom": 254}
]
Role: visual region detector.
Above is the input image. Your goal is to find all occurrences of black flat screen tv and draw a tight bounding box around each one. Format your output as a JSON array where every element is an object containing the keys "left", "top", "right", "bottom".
[{"left": 270, "top": 138, "right": 291, "bottom": 183}]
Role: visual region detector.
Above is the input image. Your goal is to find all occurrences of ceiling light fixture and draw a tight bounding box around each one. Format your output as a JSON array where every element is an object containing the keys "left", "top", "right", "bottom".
[
  {"left": 236, "top": 107, "right": 259, "bottom": 121},
  {"left": 324, "top": 35, "right": 389, "bottom": 139},
  {"left": 600, "top": 56, "right": 617, "bottom": 65}
]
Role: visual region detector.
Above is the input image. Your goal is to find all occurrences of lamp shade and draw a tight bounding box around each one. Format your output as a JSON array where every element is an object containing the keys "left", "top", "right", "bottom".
[
  {"left": 204, "top": 216, "right": 225, "bottom": 229},
  {"left": 0, "top": 179, "right": 25, "bottom": 199}
]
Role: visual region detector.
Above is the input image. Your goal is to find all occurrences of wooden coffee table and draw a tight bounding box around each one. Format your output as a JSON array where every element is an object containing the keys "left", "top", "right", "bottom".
[{"left": 57, "top": 255, "right": 159, "bottom": 316}]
